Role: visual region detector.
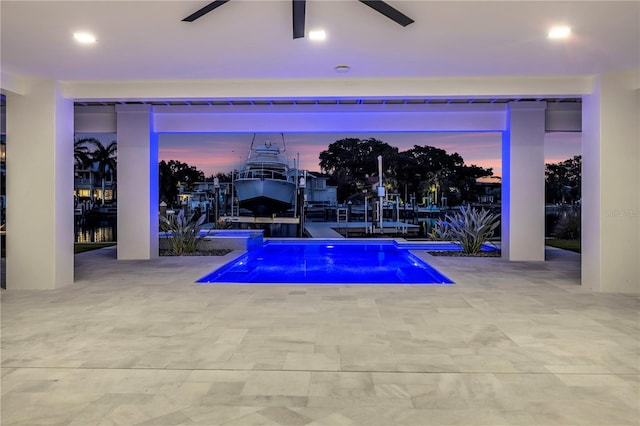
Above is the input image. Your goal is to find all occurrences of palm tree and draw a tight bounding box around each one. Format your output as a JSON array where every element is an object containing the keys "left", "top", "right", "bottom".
[
  {"left": 74, "top": 138, "right": 92, "bottom": 169},
  {"left": 89, "top": 139, "right": 117, "bottom": 205}
]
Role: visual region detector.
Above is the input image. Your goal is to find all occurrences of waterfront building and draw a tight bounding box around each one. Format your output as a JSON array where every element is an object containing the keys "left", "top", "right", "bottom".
[{"left": 74, "top": 162, "right": 116, "bottom": 204}]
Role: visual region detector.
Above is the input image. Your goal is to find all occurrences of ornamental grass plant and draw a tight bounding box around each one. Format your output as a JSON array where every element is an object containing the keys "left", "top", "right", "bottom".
[
  {"left": 159, "top": 210, "right": 207, "bottom": 255},
  {"left": 430, "top": 205, "right": 500, "bottom": 254}
]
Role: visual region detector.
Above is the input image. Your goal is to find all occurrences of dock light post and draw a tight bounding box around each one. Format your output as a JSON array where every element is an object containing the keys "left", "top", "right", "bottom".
[
  {"left": 213, "top": 178, "right": 220, "bottom": 224},
  {"left": 364, "top": 194, "right": 369, "bottom": 233},
  {"left": 230, "top": 168, "right": 237, "bottom": 217},
  {"left": 293, "top": 157, "right": 299, "bottom": 219},
  {"left": 377, "top": 155, "right": 385, "bottom": 233},
  {"left": 298, "top": 176, "right": 306, "bottom": 237}
]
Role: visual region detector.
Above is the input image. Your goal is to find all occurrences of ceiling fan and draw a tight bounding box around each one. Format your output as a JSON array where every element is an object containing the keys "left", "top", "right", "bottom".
[{"left": 182, "top": 0, "right": 414, "bottom": 39}]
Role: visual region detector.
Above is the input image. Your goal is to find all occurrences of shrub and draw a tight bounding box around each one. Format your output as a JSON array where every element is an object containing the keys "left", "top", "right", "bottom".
[
  {"left": 428, "top": 219, "right": 452, "bottom": 240},
  {"left": 159, "top": 210, "right": 207, "bottom": 255},
  {"left": 444, "top": 205, "right": 500, "bottom": 254},
  {"left": 552, "top": 209, "right": 580, "bottom": 240}
]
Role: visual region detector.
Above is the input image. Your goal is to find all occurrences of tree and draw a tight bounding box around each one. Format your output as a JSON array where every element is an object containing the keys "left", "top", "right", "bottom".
[
  {"left": 403, "top": 146, "right": 454, "bottom": 204},
  {"left": 75, "top": 138, "right": 117, "bottom": 204},
  {"left": 319, "top": 138, "right": 399, "bottom": 202},
  {"left": 159, "top": 161, "right": 178, "bottom": 206},
  {"left": 319, "top": 139, "right": 493, "bottom": 205},
  {"left": 88, "top": 139, "right": 117, "bottom": 205},
  {"left": 545, "top": 155, "right": 581, "bottom": 204},
  {"left": 453, "top": 163, "right": 494, "bottom": 204},
  {"left": 74, "top": 138, "right": 92, "bottom": 169},
  {"left": 206, "top": 172, "right": 233, "bottom": 183},
  {"left": 402, "top": 145, "right": 492, "bottom": 205},
  {"left": 158, "top": 160, "right": 205, "bottom": 205}
]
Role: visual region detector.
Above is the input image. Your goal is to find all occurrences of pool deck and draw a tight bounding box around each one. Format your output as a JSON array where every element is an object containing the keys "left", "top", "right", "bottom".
[{"left": 1, "top": 247, "right": 639, "bottom": 425}]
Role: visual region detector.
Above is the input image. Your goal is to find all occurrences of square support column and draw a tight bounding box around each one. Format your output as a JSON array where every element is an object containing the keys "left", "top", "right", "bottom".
[
  {"left": 502, "top": 102, "right": 546, "bottom": 261},
  {"left": 6, "top": 79, "right": 74, "bottom": 289},
  {"left": 116, "top": 105, "right": 158, "bottom": 259},
  {"left": 582, "top": 70, "right": 640, "bottom": 294}
]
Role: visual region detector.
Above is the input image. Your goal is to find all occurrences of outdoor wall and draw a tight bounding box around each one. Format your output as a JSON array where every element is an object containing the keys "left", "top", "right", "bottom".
[
  {"left": 116, "top": 105, "right": 159, "bottom": 260},
  {"left": 582, "top": 70, "right": 640, "bottom": 294},
  {"left": 501, "top": 102, "right": 546, "bottom": 261},
  {"left": 5, "top": 79, "right": 74, "bottom": 289},
  {"left": 152, "top": 104, "right": 507, "bottom": 133},
  {"left": 62, "top": 76, "right": 592, "bottom": 101},
  {"left": 545, "top": 102, "right": 581, "bottom": 132},
  {"left": 74, "top": 105, "right": 117, "bottom": 133}
]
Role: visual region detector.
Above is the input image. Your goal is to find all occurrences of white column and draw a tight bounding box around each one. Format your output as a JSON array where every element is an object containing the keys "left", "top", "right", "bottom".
[
  {"left": 6, "top": 79, "right": 74, "bottom": 289},
  {"left": 582, "top": 70, "right": 640, "bottom": 294},
  {"left": 502, "top": 102, "right": 546, "bottom": 261},
  {"left": 116, "top": 105, "right": 158, "bottom": 259}
]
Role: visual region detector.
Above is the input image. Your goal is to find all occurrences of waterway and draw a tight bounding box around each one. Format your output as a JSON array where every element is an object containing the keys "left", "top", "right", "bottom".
[
  {"left": 75, "top": 220, "right": 117, "bottom": 243},
  {"left": 71, "top": 206, "right": 573, "bottom": 243}
]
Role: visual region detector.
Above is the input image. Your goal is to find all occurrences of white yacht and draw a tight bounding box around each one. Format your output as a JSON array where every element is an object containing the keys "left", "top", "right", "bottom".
[{"left": 234, "top": 135, "right": 296, "bottom": 216}]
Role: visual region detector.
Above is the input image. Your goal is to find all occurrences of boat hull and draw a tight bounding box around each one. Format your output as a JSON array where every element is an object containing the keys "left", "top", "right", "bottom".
[{"left": 235, "top": 178, "right": 296, "bottom": 216}]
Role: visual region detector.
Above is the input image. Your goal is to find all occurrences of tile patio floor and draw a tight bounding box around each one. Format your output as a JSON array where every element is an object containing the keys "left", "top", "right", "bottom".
[{"left": 1, "top": 246, "right": 638, "bottom": 425}]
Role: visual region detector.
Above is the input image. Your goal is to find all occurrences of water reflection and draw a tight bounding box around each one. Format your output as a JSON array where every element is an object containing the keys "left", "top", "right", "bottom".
[{"left": 75, "top": 221, "right": 117, "bottom": 243}]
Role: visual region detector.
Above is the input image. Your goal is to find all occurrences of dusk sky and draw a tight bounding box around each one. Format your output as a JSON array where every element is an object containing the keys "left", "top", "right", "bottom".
[
  {"left": 157, "top": 131, "right": 581, "bottom": 178},
  {"left": 77, "top": 131, "right": 581, "bottom": 179}
]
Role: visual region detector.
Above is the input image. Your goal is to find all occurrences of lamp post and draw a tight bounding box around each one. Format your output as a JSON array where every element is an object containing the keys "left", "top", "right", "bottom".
[
  {"left": 298, "top": 175, "right": 306, "bottom": 237},
  {"left": 377, "top": 155, "right": 385, "bottom": 233},
  {"left": 231, "top": 169, "right": 235, "bottom": 217},
  {"left": 364, "top": 192, "right": 369, "bottom": 233},
  {"left": 213, "top": 177, "right": 220, "bottom": 224},
  {"left": 222, "top": 186, "right": 228, "bottom": 216}
]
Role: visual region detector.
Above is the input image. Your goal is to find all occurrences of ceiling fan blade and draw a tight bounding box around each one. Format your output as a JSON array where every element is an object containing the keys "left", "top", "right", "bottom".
[
  {"left": 293, "top": 0, "right": 306, "bottom": 39},
  {"left": 183, "top": 0, "right": 231, "bottom": 22},
  {"left": 358, "top": 0, "right": 414, "bottom": 27}
]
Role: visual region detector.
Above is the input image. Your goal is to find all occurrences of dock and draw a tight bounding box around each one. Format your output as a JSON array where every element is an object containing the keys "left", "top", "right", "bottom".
[
  {"left": 221, "top": 216, "right": 300, "bottom": 225},
  {"left": 304, "top": 221, "right": 420, "bottom": 238},
  {"left": 219, "top": 215, "right": 420, "bottom": 238}
]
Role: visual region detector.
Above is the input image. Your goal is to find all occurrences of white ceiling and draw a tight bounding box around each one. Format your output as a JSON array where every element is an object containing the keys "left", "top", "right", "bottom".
[{"left": 1, "top": 0, "right": 639, "bottom": 82}]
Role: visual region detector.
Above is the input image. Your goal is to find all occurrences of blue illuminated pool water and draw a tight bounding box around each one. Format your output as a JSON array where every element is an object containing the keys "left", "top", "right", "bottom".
[{"left": 197, "top": 240, "right": 454, "bottom": 284}]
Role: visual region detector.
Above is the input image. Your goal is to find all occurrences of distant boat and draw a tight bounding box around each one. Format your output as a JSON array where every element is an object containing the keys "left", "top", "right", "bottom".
[{"left": 234, "top": 135, "right": 296, "bottom": 216}]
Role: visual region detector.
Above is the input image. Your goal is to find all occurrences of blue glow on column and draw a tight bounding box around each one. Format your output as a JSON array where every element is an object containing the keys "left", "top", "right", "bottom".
[
  {"left": 150, "top": 130, "right": 159, "bottom": 224},
  {"left": 501, "top": 110, "right": 511, "bottom": 257}
]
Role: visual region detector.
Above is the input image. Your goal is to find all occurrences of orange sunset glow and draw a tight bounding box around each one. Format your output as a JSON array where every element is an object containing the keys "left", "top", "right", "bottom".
[
  {"left": 74, "top": 131, "right": 581, "bottom": 179},
  {"left": 157, "top": 131, "right": 581, "bottom": 178}
]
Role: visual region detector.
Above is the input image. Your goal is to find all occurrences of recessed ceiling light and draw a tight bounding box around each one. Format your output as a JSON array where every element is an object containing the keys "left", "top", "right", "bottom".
[
  {"left": 548, "top": 26, "right": 571, "bottom": 40},
  {"left": 334, "top": 65, "right": 350, "bottom": 73},
  {"left": 309, "top": 30, "right": 326, "bottom": 41},
  {"left": 73, "top": 32, "right": 97, "bottom": 44}
]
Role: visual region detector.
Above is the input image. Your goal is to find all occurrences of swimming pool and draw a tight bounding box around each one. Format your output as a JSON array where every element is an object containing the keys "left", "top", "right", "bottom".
[{"left": 197, "top": 240, "right": 454, "bottom": 284}]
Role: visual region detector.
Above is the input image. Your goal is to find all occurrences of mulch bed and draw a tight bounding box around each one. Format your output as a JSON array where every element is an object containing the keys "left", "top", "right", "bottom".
[
  {"left": 426, "top": 250, "right": 501, "bottom": 257},
  {"left": 159, "top": 249, "right": 233, "bottom": 256}
]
